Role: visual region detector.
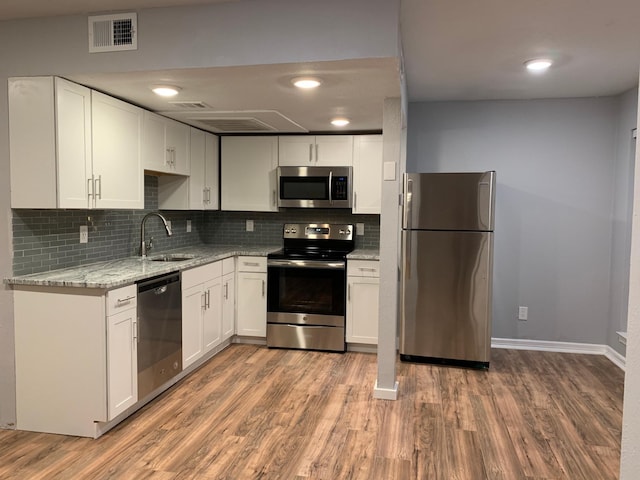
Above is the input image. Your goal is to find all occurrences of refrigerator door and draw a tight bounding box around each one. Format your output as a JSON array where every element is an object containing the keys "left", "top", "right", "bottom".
[
  {"left": 400, "top": 229, "right": 493, "bottom": 364},
  {"left": 403, "top": 172, "right": 495, "bottom": 231}
]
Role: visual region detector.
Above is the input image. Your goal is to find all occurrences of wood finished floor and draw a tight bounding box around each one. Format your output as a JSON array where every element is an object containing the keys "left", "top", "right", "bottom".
[{"left": 0, "top": 345, "right": 624, "bottom": 480}]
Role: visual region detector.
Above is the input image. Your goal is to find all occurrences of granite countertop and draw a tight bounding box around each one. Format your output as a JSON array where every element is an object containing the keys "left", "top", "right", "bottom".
[
  {"left": 347, "top": 248, "right": 380, "bottom": 260},
  {"left": 5, "top": 245, "right": 281, "bottom": 289}
]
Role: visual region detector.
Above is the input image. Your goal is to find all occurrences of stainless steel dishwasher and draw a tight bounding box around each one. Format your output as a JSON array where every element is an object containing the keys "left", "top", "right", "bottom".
[{"left": 137, "top": 272, "right": 182, "bottom": 399}]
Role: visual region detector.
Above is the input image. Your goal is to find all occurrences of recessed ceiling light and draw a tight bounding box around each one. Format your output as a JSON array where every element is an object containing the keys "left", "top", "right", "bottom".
[
  {"left": 331, "top": 118, "right": 350, "bottom": 127},
  {"left": 524, "top": 59, "right": 553, "bottom": 73},
  {"left": 151, "top": 85, "right": 181, "bottom": 97},
  {"left": 292, "top": 77, "right": 322, "bottom": 89}
]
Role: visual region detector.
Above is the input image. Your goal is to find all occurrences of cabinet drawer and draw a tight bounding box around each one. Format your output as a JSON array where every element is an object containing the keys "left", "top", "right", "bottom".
[
  {"left": 182, "top": 261, "right": 222, "bottom": 289},
  {"left": 107, "top": 284, "right": 137, "bottom": 315},
  {"left": 237, "top": 256, "right": 267, "bottom": 273},
  {"left": 222, "top": 257, "right": 235, "bottom": 275},
  {"left": 347, "top": 260, "right": 380, "bottom": 278}
]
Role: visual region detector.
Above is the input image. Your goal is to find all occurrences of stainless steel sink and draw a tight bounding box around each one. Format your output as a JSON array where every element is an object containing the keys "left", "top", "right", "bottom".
[{"left": 147, "top": 255, "right": 196, "bottom": 262}]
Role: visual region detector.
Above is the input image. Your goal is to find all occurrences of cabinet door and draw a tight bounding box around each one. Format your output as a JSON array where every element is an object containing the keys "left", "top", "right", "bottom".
[
  {"left": 189, "top": 130, "right": 220, "bottom": 210},
  {"left": 182, "top": 283, "right": 204, "bottom": 368},
  {"left": 346, "top": 276, "right": 379, "bottom": 344},
  {"left": 315, "top": 136, "right": 353, "bottom": 166},
  {"left": 236, "top": 272, "right": 267, "bottom": 337},
  {"left": 107, "top": 307, "right": 138, "bottom": 420},
  {"left": 142, "top": 111, "right": 167, "bottom": 172},
  {"left": 203, "top": 276, "right": 223, "bottom": 352},
  {"left": 222, "top": 272, "right": 235, "bottom": 340},
  {"left": 91, "top": 91, "right": 144, "bottom": 209},
  {"left": 278, "top": 136, "right": 314, "bottom": 166},
  {"left": 221, "top": 136, "right": 278, "bottom": 211},
  {"left": 352, "top": 135, "right": 383, "bottom": 214},
  {"left": 166, "top": 119, "right": 190, "bottom": 175},
  {"left": 204, "top": 132, "right": 220, "bottom": 210},
  {"left": 188, "top": 128, "right": 206, "bottom": 209},
  {"left": 55, "top": 78, "right": 92, "bottom": 209}
]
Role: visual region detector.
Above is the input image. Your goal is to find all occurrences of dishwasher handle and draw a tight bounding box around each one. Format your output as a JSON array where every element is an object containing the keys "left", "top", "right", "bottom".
[{"left": 137, "top": 272, "right": 180, "bottom": 294}]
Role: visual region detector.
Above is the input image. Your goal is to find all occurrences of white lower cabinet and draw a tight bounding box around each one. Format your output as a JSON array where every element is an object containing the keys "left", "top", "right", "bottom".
[
  {"left": 182, "top": 261, "right": 224, "bottom": 369},
  {"left": 13, "top": 283, "right": 138, "bottom": 437},
  {"left": 222, "top": 257, "right": 236, "bottom": 340},
  {"left": 346, "top": 260, "right": 380, "bottom": 345},
  {"left": 106, "top": 285, "right": 138, "bottom": 420},
  {"left": 236, "top": 256, "right": 267, "bottom": 337}
]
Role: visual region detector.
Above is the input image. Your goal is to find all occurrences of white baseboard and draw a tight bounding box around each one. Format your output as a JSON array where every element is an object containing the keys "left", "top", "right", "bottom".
[
  {"left": 373, "top": 380, "right": 399, "bottom": 400},
  {"left": 491, "top": 337, "right": 626, "bottom": 371}
]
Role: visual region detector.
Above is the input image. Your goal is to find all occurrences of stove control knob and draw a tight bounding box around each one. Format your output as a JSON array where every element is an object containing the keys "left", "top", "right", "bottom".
[{"left": 285, "top": 229, "right": 290, "bottom": 234}]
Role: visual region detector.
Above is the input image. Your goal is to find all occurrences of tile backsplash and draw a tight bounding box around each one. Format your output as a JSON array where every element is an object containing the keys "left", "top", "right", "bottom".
[{"left": 12, "top": 176, "right": 380, "bottom": 276}]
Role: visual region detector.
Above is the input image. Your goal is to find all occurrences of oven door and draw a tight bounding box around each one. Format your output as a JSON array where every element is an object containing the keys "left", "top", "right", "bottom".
[{"left": 267, "top": 258, "right": 346, "bottom": 327}]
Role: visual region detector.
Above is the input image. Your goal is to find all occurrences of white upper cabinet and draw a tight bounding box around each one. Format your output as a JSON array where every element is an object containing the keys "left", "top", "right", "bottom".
[
  {"left": 142, "top": 111, "right": 190, "bottom": 175},
  {"left": 8, "top": 76, "right": 143, "bottom": 210},
  {"left": 278, "top": 135, "right": 353, "bottom": 166},
  {"left": 91, "top": 91, "right": 144, "bottom": 209},
  {"left": 189, "top": 128, "right": 220, "bottom": 210},
  {"left": 221, "top": 136, "right": 278, "bottom": 212},
  {"left": 352, "top": 135, "right": 383, "bottom": 214}
]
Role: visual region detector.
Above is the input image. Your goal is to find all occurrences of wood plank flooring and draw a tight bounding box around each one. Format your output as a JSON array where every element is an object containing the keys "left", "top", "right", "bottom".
[{"left": 0, "top": 346, "right": 624, "bottom": 479}]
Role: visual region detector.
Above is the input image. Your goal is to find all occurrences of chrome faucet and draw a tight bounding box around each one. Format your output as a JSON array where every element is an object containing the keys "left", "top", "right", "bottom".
[{"left": 140, "top": 212, "right": 172, "bottom": 257}]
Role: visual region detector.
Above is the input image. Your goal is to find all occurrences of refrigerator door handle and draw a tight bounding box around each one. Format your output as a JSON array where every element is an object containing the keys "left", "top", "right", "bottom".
[
  {"left": 404, "top": 176, "right": 413, "bottom": 228},
  {"left": 478, "top": 181, "right": 492, "bottom": 230}
]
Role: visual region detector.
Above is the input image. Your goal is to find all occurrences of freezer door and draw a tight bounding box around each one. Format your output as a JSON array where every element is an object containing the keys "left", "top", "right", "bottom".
[
  {"left": 403, "top": 172, "right": 495, "bottom": 231},
  {"left": 400, "top": 230, "right": 493, "bottom": 363}
]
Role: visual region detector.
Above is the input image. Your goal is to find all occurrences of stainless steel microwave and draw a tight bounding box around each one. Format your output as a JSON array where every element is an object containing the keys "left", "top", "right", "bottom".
[{"left": 277, "top": 166, "right": 353, "bottom": 209}]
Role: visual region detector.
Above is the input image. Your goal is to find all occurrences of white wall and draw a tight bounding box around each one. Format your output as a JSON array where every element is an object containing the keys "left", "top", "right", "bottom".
[
  {"left": 407, "top": 97, "right": 621, "bottom": 345},
  {"left": 610, "top": 89, "right": 639, "bottom": 356},
  {"left": 620, "top": 82, "right": 640, "bottom": 480},
  {"left": 0, "top": 0, "right": 401, "bottom": 428}
]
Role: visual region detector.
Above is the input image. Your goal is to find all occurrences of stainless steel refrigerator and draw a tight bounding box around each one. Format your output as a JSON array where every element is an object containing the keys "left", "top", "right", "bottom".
[{"left": 400, "top": 171, "right": 495, "bottom": 369}]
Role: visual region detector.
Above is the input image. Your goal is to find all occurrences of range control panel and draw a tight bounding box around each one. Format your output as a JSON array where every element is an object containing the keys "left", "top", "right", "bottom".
[{"left": 283, "top": 223, "right": 353, "bottom": 241}]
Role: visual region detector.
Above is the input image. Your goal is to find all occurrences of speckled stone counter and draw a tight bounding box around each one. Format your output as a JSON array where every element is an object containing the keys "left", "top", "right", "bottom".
[
  {"left": 347, "top": 248, "right": 380, "bottom": 260},
  {"left": 5, "top": 245, "right": 281, "bottom": 289}
]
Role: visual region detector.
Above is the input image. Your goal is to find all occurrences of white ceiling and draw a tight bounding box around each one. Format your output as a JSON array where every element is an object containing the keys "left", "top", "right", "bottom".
[{"left": 1, "top": 0, "right": 639, "bottom": 131}]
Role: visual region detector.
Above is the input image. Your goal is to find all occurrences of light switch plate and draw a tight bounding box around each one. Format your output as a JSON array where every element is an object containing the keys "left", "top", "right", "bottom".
[
  {"left": 246, "top": 219, "right": 254, "bottom": 232},
  {"left": 186, "top": 220, "right": 192, "bottom": 233},
  {"left": 356, "top": 223, "right": 365, "bottom": 236},
  {"left": 383, "top": 161, "right": 397, "bottom": 181}
]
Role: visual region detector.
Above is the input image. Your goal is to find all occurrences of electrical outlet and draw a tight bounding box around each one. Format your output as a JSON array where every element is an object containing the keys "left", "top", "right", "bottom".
[
  {"left": 518, "top": 306, "right": 528, "bottom": 321},
  {"left": 186, "top": 220, "right": 192, "bottom": 233},
  {"left": 246, "top": 220, "right": 254, "bottom": 232},
  {"left": 79, "top": 225, "right": 88, "bottom": 244},
  {"left": 356, "top": 223, "right": 365, "bottom": 236}
]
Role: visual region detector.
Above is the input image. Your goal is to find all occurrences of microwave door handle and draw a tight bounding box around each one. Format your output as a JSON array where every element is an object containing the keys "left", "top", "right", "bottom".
[{"left": 328, "top": 170, "right": 333, "bottom": 205}]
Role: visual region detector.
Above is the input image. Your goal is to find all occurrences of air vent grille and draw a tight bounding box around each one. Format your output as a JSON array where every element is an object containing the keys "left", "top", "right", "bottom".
[
  {"left": 89, "top": 13, "right": 137, "bottom": 53},
  {"left": 195, "top": 118, "right": 276, "bottom": 133},
  {"left": 169, "top": 101, "right": 210, "bottom": 109}
]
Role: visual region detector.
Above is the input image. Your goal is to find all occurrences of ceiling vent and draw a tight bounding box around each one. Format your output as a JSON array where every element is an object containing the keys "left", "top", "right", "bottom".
[
  {"left": 168, "top": 101, "right": 210, "bottom": 110},
  {"left": 194, "top": 118, "right": 276, "bottom": 133},
  {"left": 88, "top": 13, "right": 137, "bottom": 53}
]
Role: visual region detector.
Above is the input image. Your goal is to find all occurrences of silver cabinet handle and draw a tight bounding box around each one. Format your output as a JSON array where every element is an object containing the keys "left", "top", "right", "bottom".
[
  {"left": 95, "top": 175, "right": 102, "bottom": 200},
  {"left": 117, "top": 295, "right": 136, "bottom": 304},
  {"left": 201, "top": 292, "right": 206, "bottom": 309},
  {"left": 262, "top": 280, "right": 265, "bottom": 297},
  {"left": 272, "top": 189, "right": 277, "bottom": 207},
  {"left": 309, "top": 143, "right": 313, "bottom": 162},
  {"left": 359, "top": 267, "right": 377, "bottom": 272},
  {"left": 224, "top": 282, "right": 229, "bottom": 300},
  {"left": 315, "top": 143, "right": 319, "bottom": 163},
  {"left": 354, "top": 192, "right": 357, "bottom": 210},
  {"left": 87, "top": 177, "right": 94, "bottom": 201},
  {"left": 244, "top": 262, "right": 260, "bottom": 267},
  {"left": 348, "top": 284, "right": 351, "bottom": 301},
  {"left": 134, "top": 318, "right": 139, "bottom": 343}
]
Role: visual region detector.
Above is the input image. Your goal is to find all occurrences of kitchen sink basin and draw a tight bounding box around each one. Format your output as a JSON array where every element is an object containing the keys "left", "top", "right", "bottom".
[{"left": 147, "top": 255, "right": 196, "bottom": 262}]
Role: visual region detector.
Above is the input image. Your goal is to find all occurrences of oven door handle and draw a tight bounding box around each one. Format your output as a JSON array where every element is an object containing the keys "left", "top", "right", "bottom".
[{"left": 267, "top": 259, "right": 345, "bottom": 269}]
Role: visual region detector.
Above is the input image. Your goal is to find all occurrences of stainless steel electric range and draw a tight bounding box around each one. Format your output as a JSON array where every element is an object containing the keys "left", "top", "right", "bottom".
[{"left": 266, "top": 223, "right": 354, "bottom": 352}]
